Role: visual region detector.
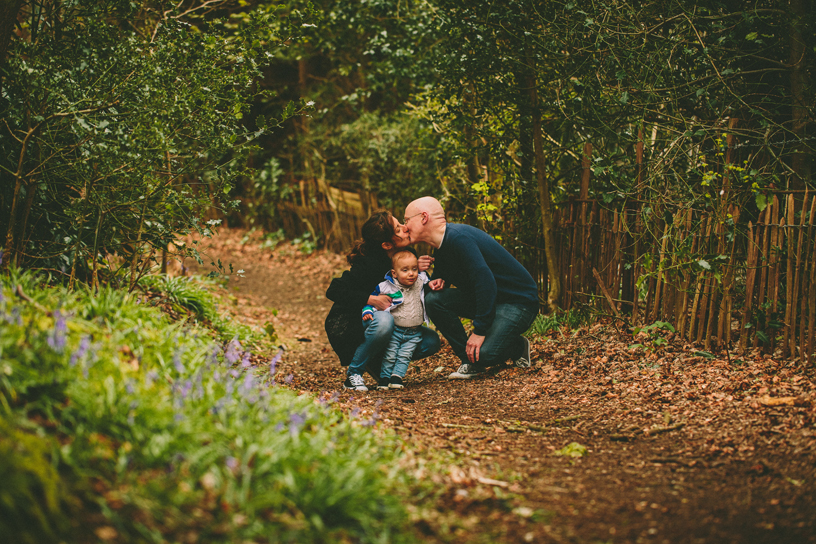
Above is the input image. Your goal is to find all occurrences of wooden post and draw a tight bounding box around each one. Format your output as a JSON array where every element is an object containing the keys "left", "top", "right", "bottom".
[
  {"left": 754, "top": 202, "right": 772, "bottom": 348},
  {"left": 769, "top": 197, "right": 782, "bottom": 353},
  {"left": 677, "top": 210, "right": 695, "bottom": 338},
  {"left": 689, "top": 217, "right": 711, "bottom": 342},
  {"left": 741, "top": 221, "right": 759, "bottom": 353},
  {"left": 805, "top": 197, "right": 816, "bottom": 363},
  {"left": 792, "top": 194, "right": 810, "bottom": 356},
  {"left": 782, "top": 195, "right": 795, "bottom": 356}
]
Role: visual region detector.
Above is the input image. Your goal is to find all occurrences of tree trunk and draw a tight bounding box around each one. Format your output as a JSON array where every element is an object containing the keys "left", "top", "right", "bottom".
[
  {"left": 528, "top": 73, "right": 560, "bottom": 312},
  {"left": 0, "top": 0, "right": 22, "bottom": 64},
  {"left": 789, "top": 0, "right": 811, "bottom": 191}
]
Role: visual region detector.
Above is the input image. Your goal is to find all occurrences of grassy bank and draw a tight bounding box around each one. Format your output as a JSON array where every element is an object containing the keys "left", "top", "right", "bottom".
[{"left": 0, "top": 270, "right": 417, "bottom": 543}]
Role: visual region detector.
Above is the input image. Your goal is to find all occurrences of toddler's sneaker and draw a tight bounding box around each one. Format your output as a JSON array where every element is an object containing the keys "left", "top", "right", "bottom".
[
  {"left": 388, "top": 375, "right": 405, "bottom": 389},
  {"left": 377, "top": 376, "right": 390, "bottom": 390},
  {"left": 343, "top": 374, "right": 368, "bottom": 391}
]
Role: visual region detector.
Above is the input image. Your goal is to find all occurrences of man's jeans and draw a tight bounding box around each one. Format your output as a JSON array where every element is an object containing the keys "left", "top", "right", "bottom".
[
  {"left": 347, "top": 312, "right": 440, "bottom": 377},
  {"left": 381, "top": 325, "right": 423, "bottom": 379},
  {"left": 425, "top": 288, "right": 538, "bottom": 368}
]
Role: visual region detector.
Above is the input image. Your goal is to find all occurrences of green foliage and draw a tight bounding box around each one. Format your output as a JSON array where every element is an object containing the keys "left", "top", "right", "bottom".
[
  {"left": 553, "top": 442, "right": 587, "bottom": 458},
  {"left": 1, "top": 1, "right": 314, "bottom": 284},
  {"left": 527, "top": 309, "right": 588, "bottom": 337},
  {"left": 0, "top": 270, "right": 416, "bottom": 542},
  {"left": 630, "top": 321, "right": 676, "bottom": 352},
  {"left": 0, "top": 416, "right": 74, "bottom": 544}
]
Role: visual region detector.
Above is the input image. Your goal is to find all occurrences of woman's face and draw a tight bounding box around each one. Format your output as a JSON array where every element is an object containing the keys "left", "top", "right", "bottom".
[{"left": 390, "top": 216, "right": 411, "bottom": 249}]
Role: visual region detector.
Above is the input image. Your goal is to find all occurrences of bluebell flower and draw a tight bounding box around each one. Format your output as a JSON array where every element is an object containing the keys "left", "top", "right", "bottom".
[
  {"left": 241, "top": 351, "right": 251, "bottom": 368},
  {"left": 240, "top": 372, "right": 254, "bottom": 395},
  {"left": 146, "top": 370, "right": 159, "bottom": 385},
  {"left": 47, "top": 310, "right": 68, "bottom": 352},
  {"left": 224, "top": 336, "right": 242, "bottom": 364},
  {"left": 69, "top": 335, "right": 92, "bottom": 367},
  {"left": 225, "top": 456, "right": 239, "bottom": 471},
  {"left": 180, "top": 380, "right": 193, "bottom": 399},
  {"left": 285, "top": 373, "right": 293, "bottom": 384},
  {"left": 269, "top": 348, "right": 283, "bottom": 376},
  {"left": 125, "top": 380, "right": 136, "bottom": 394},
  {"left": 173, "top": 349, "right": 185, "bottom": 374},
  {"left": 289, "top": 412, "right": 306, "bottom": 435}
]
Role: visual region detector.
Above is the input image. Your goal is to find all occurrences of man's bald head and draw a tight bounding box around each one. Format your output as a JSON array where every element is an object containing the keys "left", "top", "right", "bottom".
[
  {"left": 406, "top": 196, "right": 445, "bottom": 220},
  {"left": 404, "top": 196, "right": 447, "bottom": 247}
]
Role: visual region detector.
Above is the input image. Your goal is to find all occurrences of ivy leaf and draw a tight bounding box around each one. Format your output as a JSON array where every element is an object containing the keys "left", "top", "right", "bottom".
[{"left": 698, "top": 259, "right": 711, "bottom": 270}]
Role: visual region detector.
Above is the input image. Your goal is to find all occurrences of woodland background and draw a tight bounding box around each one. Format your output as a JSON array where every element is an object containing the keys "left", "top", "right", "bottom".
[{"left": 2, "top": 0, "right": 815, "bottom": 353}]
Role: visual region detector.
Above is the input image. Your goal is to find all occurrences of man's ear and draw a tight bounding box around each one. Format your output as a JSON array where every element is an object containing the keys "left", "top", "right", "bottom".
[{"left": 381, "top": 241, "right": 394, "bottom": 251}]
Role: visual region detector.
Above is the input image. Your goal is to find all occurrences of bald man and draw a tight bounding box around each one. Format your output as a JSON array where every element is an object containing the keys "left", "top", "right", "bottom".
[{"left": 403, "top": 197, "right": 539, "bottom": 378}]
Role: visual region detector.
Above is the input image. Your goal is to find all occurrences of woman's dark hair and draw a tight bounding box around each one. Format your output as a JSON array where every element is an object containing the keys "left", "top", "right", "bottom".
[{"left": 347, "top": 211, "right": 396, "bottom": 265}]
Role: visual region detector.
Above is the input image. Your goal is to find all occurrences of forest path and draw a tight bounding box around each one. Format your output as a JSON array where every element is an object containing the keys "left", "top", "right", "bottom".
[{"left": 185, "top": 228, "right": 816, "bottom": 544}]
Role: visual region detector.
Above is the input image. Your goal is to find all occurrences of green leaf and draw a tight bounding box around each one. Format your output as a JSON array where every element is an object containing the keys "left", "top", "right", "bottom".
[
  {"left": 698, "top": 259, "right": 711, "bottom": 270},
  {"left": 756, "top": 193, "right": 768, "bottom": 212},
  {"left": 553, "top": 442, "right": 587, "bottom": 458}
]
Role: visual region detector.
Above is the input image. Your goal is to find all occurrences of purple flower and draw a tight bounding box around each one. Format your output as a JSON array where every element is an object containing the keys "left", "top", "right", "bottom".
[
  {"left": 229, "top": 369, "right": 240, "bottom": 378},
  {"left": 225, "top": 456, "right": 239, "bottom": 470},
  {"left": 285, "top": 373, "right": 293, "bottom": 384},
  {"left": 69, "top": 335, "right": 92, "bottom": 367},
  {"left": 147, "top": 370, "right": 159, "bottom": 385},
  {"left": 47, "top": 310, "right": 67, "bottom": 352},
  {"left": 240, "top": 372, "right": 255, "bottom": 395},
  {"left": 180, "top": 380, "right": 193, "bottom": 399},
  {"left": 241, "top": 351, "right": 251, "bottom": 368},
  {"left": 125, "top": 380, "right": 136, "bottom": 394},
  {"left": 289, "top": 412, "right": 307, "bottom": 435},
  {"left": 269, "top": 348, "right": 283, "bottom": 376},
  {"left": 173, "top": 349, "right": 185, "bottom": 374},
  {"left": 224, "top": 337, "right": 242, "bottom": 364}
]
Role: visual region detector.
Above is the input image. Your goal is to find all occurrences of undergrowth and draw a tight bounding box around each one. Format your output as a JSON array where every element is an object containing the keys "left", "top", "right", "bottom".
[{"left": 0, "top": 270, "right": 418, "bottom": 543}]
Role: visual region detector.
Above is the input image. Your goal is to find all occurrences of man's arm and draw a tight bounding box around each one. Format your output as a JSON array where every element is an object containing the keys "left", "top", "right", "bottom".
[{"left": 448, "top": 239, "right": 497, "bottom": 335}]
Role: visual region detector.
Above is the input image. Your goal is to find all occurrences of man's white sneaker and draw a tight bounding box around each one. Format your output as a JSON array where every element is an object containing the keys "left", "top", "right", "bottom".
[
  {"left": 343, "top": 374, "right": 368, "bottom": 391},
  {"left": 448, "top": 363, "right": 484, "bottom": 379}
]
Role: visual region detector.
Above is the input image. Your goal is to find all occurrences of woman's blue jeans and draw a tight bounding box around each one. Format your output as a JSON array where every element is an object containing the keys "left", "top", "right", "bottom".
[
  {"left": 425, "top": 288, "right": 538, "bottom": 368},
  {"left": 347, "top": 312, "right": 440, "bottom": 377}
]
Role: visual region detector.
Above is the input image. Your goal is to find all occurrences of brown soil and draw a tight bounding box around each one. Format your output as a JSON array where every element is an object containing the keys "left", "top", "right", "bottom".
[{"left": 185, "top": 229, "right": 816, "bottom": 544}]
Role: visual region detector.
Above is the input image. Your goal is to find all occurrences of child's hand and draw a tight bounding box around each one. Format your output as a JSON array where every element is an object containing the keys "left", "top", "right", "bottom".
[
  {"left": 418, "top": 255, "right": 434, "bottom": 272},
  {"left": 363, "top": 314, "right": 372, "bottom": 321},
  {"left": 428, "top": 278, "right": 445, "bottom": 291}
]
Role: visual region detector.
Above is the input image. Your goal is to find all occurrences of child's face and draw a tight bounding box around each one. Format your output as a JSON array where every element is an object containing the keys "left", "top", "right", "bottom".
[{"left": 392, "top": 254, "right": 419, "bottom": 286}]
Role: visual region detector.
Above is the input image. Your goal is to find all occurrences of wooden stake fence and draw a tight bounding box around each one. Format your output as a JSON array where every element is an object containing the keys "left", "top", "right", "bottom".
[{"left": 549, "top": 193, "right": 816, "bottom": 360}]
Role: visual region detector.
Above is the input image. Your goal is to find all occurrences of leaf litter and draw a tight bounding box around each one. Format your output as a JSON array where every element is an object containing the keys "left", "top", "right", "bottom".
[{"left": 186, "top": 229, "right": 816, "bottom": 543}]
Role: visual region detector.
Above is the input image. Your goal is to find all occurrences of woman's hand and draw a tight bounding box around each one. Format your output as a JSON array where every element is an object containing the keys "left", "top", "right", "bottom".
[
  {"left": 428, "top": 278, "right": 445, "bottom": 291},
  {"left": 367, "top": 294, "right": 392, "bottom": 311},
  {"left": 417, "top": 255, "right": 434, "bottom": 272}
]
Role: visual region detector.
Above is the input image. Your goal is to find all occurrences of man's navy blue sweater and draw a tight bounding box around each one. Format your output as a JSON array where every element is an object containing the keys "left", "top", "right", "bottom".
[{"left": 431, "top": 223, "right": 539, "bottom": 335}]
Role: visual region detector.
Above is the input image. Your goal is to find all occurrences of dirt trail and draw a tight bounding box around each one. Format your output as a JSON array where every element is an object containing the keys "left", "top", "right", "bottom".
[{"left": 186, "top": 229, "right": 816, "bottom": 544}]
